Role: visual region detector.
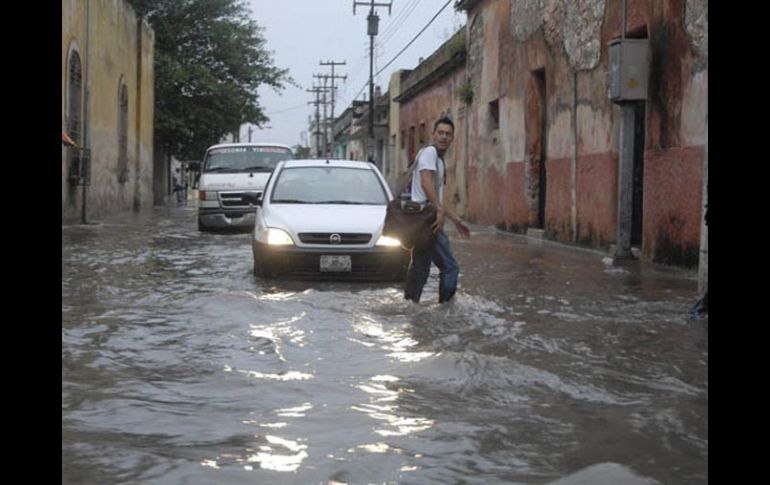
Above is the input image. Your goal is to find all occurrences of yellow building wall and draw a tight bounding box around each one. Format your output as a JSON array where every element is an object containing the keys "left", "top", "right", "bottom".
[{"left": 62, "top": 0, "right": 154, "bottom": 221}]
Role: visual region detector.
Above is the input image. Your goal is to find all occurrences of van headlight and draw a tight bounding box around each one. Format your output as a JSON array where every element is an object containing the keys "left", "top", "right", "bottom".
[
  {"left": 199, "top": 190, "right": 219, "bottom": 201},
  {"left": 376, "top": 235, "right": 401, "bottom": 247},
  {"left": 259, "top": 228, "right": 294, "bottom": 246}
]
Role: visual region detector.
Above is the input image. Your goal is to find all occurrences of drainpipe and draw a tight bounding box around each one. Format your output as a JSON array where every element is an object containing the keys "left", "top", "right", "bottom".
[
  {"left": 134, "top": 15, "right": 143, "bottom": 211},
  {"left": 698, "top": 73, "right": 708, "bottom": 294},
  {"left": 622, "top": 0, "right": 627, "bottom": 41},
  {"left": 81, "top": 0, "right": 92, "bottom": 224},
  {"left": 570, "top": 69, "right": 577, "bottom": 242},
  {"left": 464, "top": 94, "right": 470, "bottom": 217}
]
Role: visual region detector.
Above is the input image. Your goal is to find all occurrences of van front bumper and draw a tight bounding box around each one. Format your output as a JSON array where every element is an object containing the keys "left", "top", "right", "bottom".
[{"left": 198, "top": 208, "right": 256, "bottom": 230}]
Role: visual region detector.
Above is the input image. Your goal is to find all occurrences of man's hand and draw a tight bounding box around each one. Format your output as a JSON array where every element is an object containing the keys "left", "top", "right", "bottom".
[
  {"left": 432, "top": 208, "right": 445, "bottom": 234},
  {"left": 455, "top": 220, "right": 471, "bottom": 238}
]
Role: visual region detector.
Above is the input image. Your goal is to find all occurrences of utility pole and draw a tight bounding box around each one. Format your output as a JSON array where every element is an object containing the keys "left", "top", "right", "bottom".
[
  {"left": 248, "top": 125, "right": 253, "bottom": 143},
  {"left": 354, "top": 0, "right": 391, "bottom": 161},
  {"left": 319, "top": 60, "right": 347, "bottom": 152},
  {"left": 307, "top": 85, "right": 330, "bottom": 157},
  {"left": 321, "top": 77, "right": 329, "bottom": 156},
  {"left": 313, "top": 74, "right": 331, "bottom": 156}
]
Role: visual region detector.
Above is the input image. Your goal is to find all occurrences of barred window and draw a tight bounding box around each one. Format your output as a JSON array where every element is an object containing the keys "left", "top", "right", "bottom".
[{"left": 67, "top": 51, "right": 82, "bottom": 146}]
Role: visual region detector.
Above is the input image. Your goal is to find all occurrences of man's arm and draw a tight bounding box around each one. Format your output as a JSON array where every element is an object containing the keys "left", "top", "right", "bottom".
[
  {"left": 420, "top": 169, "right": 443, "bottom": 231},
  {"left": 442, "top": 201, "right": 471, "bottom": 238}
]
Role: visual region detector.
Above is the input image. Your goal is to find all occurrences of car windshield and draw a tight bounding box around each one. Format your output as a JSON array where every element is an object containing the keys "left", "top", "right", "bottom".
[
  {"left": 203, "top": 146, "right": 293, "bottom": 173},
  {"left": 270, "top": 166, "right": 388, "bottom": 205}
]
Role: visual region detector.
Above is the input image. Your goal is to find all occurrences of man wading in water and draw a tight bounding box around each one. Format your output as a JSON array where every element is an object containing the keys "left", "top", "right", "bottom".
[{"left": 404, "top": 116, "right": 471, "bottom": 304}]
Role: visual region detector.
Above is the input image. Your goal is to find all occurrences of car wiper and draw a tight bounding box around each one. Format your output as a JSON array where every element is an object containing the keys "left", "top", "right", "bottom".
[
  {"left": 315, "top": 200, "right": 368, "bottom": 205},
  {"left": 271, "top": 199, "right": 309, "bottom": 204},
  {"left": 242, "top": 165, "right": 273, "bottom": 172},
  {"left": 204, "top": 167, "right": 237, "bottom": 173}
]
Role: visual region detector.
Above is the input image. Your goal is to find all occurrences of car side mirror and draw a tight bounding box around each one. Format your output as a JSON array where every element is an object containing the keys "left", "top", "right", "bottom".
[{"left": 243, "top": 191, "right": 262, "bottom": 206}]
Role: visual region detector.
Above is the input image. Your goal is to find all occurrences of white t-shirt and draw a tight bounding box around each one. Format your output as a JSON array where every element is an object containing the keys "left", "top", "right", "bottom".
[{"left": 409, "top": 146, "right": 445, "bottom": 204}]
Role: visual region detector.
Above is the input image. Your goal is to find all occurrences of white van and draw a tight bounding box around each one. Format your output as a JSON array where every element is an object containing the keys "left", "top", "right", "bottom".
[{"left": 197, "top": 142, "right": 293, "bottom": 231}]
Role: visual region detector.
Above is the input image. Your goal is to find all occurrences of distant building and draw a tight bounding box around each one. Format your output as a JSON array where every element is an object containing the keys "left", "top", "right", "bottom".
[{"left": 351, "top": 87, "right": 391, "bottom": 174}]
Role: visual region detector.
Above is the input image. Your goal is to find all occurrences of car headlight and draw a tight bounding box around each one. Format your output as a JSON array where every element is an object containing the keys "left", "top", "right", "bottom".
[
  {"left": 259, "top": 228, "right": 294, "bottom": 245},
  {"left": 376, "top": 235, "right": 401, "bottom": 247}
]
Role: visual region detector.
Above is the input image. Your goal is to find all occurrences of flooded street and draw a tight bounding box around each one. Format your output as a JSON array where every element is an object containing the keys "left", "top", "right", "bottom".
[{"left": 62, "top": 205, "right": 707, "bottom": 484}]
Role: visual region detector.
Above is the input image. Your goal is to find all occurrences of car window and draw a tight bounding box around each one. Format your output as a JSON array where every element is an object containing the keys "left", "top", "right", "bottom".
[
  {"left": 203, "top": 146, "right": 293, "bottom": 173},
  {"left": 270, "top": 167, "right": 388, "bottom": 205}
]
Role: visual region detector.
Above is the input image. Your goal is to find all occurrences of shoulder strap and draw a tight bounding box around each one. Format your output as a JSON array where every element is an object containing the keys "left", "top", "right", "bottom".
[
  {"left": 433, "top": 153, "right": 441, "bottom": 197},
  {"left": 395, "top": 147, "right": 425, "bottom": 196}
]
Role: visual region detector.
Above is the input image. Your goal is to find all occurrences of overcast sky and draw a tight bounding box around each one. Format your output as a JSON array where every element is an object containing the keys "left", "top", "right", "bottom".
[{"left": 244, "top": 0, "right": 465, "bottom": 147}]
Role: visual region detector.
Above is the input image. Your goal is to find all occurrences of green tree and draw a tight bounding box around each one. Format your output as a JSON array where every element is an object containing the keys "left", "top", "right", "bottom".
[{"left": 127, "top": 0, "right": 291, "bottom": 160}]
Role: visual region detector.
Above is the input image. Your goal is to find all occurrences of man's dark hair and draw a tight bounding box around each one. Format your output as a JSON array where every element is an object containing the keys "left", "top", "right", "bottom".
[{"left": 433, "top": 116, "right": 454, "bottom": 132}]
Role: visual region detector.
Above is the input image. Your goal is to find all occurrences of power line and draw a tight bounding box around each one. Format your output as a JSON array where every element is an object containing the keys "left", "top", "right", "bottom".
[
  {"left": 267, "top": 103, "right": 311, "bottom": 116},
  {"left": 378, "top": 0, "right": 421, "bottom": 46},
  {"left": 346, "top": 0, "right": 453, "bottom": 106},
  {"left": 377, "top": 0, "right": 419, "bottom": 42},
  {"left": 353, "top": 0, "right": 393, "bottom": 150},
  {"left": 337, "top": 47, "right": 369, "bottom": 98},
  {"left": 375, "top": 0, "right": 452, "bottom": 78}
]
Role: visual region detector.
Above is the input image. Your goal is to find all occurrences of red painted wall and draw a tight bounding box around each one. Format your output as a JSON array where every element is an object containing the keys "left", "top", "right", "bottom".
[
  {"left": 576, "top": 153, "right": 618, "bottom": 248},
  {"left": 644, "top": 146, "right": 704, "bottom": 267},
  {"left": 544, "top": 158, "right": 572, "bottom": 240},
  {"left": 468, "top": 162, "right": 527, "bottom": 228}
]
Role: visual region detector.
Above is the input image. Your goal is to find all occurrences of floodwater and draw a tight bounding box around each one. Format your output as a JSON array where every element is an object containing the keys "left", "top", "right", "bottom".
[{"left": 62, "top": 205, "right": 707, "bottom": 484}]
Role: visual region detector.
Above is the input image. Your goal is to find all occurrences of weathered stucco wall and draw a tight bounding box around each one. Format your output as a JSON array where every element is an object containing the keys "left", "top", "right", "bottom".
[
  {"left": 459, "top": 0, "right": 706, "bottom": 267},
  {"left": 62, "top": 0, "right": 154, "bottom": 222},
  {"left": 644, "top": 146, "right": 704, "bottom": 267},
  {"left": 642, "top": 0, "right": 706, "bottom": 266}
]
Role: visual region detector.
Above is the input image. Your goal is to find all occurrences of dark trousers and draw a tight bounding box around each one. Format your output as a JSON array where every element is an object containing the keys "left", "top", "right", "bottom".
[{"left": 404, "top": 231, "right": 460, "bottom": 303}]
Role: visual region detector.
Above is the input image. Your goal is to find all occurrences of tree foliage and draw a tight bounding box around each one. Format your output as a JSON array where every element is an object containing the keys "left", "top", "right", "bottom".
[{"left": 127, "top": 0, "right": 291, "bottom": 160}]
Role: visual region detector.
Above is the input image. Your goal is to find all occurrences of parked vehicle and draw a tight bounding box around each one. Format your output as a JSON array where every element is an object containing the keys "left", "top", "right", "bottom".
[
  {"left": 248, "top": 159, "right": 409, "bottom": 280},
  {"left": 197, "top": 143, "right": 293, "bottom": 232}
]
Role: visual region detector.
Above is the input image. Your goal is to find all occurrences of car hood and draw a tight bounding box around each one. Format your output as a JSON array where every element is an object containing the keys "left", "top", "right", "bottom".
[
  {"left": 264, "top": 204, "right": 387, "bottom": 234},
  {"left": 199, "top": 173, "right": 270, "bottom": 191}
]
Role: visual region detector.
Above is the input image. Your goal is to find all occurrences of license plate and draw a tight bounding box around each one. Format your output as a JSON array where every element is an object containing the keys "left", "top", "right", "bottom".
[{"left": 320, "top": 255, "right": 352, "bottom": 272}]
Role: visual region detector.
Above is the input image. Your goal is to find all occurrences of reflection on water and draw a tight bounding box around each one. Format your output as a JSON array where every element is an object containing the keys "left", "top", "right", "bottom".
[
  {"left": 63, "top": 207, "right": 707, "bottom": 484},
  {"left": 354, "top": 376, "right": 434, "bottom": 438},
  {"left": 245, "top": 435, "right": 309, "bottom": 472}
]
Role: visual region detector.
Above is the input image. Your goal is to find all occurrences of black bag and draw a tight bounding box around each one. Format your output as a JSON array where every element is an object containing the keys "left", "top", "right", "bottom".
[
  {"left": 383, "top": 199, "right": 437, "bottom": 250},
  {"left": 382, "top": 148, "right": 439, "bottom": 250}
]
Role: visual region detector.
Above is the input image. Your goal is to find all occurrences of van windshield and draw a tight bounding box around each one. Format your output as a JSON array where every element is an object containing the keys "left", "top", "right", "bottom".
[{"left": 203, "top": 146, "right": 293, "bottom": 173}]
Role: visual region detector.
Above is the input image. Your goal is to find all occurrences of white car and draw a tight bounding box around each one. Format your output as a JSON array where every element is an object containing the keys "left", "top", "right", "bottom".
[
  {"left": 197, "top": 143, "right": 293, "bottom": 232},
  {"left": 248, "top": 159, "right": 410, "bottom": 280}
]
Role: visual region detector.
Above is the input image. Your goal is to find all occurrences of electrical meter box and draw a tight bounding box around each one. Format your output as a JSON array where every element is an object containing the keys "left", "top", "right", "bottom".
[{"left": 608, "top": 39, "right": 649, "bottom": 102}]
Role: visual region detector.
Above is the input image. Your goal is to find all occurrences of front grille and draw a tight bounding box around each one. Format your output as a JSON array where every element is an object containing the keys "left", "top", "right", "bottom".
[
  {"left": 298, "top": 233, "right": 372, "bottom": 245},
  {"left": 220, "top": 192, "right": 260, "bottom": 207}
]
